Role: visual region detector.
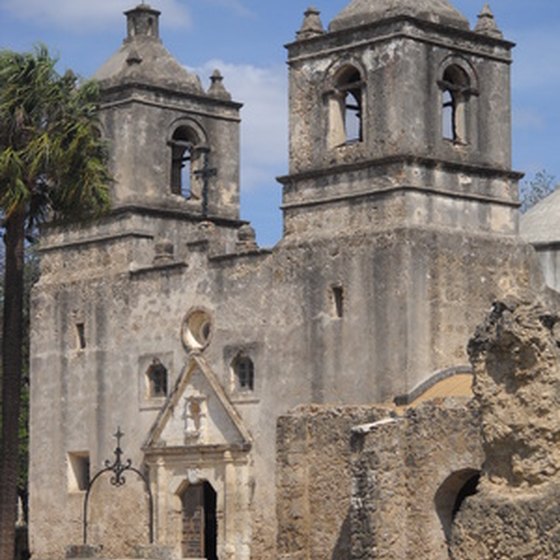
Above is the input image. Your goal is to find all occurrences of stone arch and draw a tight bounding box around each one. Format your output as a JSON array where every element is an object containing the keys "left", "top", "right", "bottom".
[
  {"left": 438, "top": 56, "right": 479, "bottom": 92},
  {"left": 438, "top": 57, "right": 478, "bottom": 145},
  {"left": 168, "top": 119, "right": 208, "bottom": 199},
  {"left": 173, "top": 476, "right": 221, "bottom": 560},
  {"left": 435, "top": 468, "right": 481, "bottom": 545},
  {"left": 394, "top": 365, "right": 473, "bottom": 406},
  {"left": 325, "top": 60, "right": 366, "bottom": 148}
]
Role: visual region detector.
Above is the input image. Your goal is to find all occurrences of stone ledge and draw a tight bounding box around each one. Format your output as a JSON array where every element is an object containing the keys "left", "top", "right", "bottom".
[{"left": 66, "top": 543, "right": 174, "bottom": 560}]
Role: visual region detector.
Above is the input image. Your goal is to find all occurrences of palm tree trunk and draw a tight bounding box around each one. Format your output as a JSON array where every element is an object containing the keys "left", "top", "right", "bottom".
[{"left": 0, "top": 208, "right": 25, "bottom": 560}]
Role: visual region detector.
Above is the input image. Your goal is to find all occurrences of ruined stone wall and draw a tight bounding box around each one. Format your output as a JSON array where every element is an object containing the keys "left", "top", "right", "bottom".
[
  {"left": 451, "top": 295, "right": 560, "bottom": 559},
  {"left": 275, "top": 293, "right": 560, "bottom": 560},
  {"left": 351, "top": 401, "right": 482, "bottom": 560},
  {"left": 276, "top": 406, "right": 390, "bottom": 560},
  {"left": 276, "top": 401, "right": 483, "bottom": 560}
]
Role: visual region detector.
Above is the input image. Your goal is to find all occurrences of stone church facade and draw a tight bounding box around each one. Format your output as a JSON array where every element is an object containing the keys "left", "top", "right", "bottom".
[{"left": 29, "top": 1, "right": 551, "bottom": 559}]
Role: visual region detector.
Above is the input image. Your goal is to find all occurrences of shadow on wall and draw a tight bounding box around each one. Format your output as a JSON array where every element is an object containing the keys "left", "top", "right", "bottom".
[
  {"left": 332, "top": 509, "right": 352, "bottom": 559},
  {"left": 15, "top": 525, "right": 29, "bottom": 560}
]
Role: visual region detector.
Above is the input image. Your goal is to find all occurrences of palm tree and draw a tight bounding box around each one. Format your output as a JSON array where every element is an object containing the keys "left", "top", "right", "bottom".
[{"left": 0, "top": 45, "right": 110, "bottom": 559}]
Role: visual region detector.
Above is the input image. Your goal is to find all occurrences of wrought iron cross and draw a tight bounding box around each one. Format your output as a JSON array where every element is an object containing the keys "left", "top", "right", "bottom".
[
  {"left": 105, "top": 426, "right": 131, "bottom": 487},
  {"left": 82, "top": 427, "right": 154, "bottom": 544},
  {"left": 194, "top": 147, "right": 217, "bottom": 219}
]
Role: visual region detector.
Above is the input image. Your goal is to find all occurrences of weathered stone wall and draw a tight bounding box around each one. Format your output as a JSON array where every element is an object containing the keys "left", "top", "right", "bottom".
[
  {"left": 87, "top": 476, "right": 151, "bottom": 558},
  {"left": 28, "top": 2, "right": 547, "bottom": 559},
  {"left": 30, "top": 212, "right": 543, "bottom": 559},
  {"left": 286, "top": 20, "right": 513, "bottom": 175},
  {"left": 276, "top": 401, "right": 483, "bottom": 560},
  {"left": 276, "top": 406, "right": 390, "bottom": 560},
  {"left": 450, "top": 295, "right": 560, "bottom": 559},
  {"left": 352, "top": 401, "right": 482, "bottom": 560}
]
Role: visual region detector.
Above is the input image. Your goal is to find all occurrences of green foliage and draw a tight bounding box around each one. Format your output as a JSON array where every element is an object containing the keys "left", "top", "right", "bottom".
[
  {"left": 0, "top": 46, "right": 111, "bottom": 552},
  {"left": 519, "top": 170, "right": 558, "bottom": 214},
  {"left": 0, "top": 45, "right": 110, "bottom": 226}
]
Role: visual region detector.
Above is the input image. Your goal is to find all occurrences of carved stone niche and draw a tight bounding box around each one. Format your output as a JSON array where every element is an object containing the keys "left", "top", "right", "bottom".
[{"left": 183, "top": 393, "right": 207, "bottom": 444}]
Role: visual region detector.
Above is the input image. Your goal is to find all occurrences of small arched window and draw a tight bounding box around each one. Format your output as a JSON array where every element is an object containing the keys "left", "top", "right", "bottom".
[
  {"left": 170, "top": 126, "right": 201, "bottom": 199},
  {"left": 439, "top": 65, "right": 471, "bottom": 144},
  {"left": 146, "top": 358, "right": 168, "bottom": 398},
  {"left": 232, "top": 354, "right": 254, "bottom": 392},
  {"left": 328, "top": 65, "right": 364, "bottom": 148}
]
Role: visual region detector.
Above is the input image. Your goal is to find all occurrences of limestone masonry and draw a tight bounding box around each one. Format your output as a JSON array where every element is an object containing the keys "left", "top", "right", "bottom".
[{"left": 28, "top": 1, "right": 560, "bottom": 559}]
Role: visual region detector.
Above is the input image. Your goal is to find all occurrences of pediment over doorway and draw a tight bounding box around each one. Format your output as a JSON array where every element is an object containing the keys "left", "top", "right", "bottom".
[{"left": 143, "top": 354, "right": 252, "bottom": 453}]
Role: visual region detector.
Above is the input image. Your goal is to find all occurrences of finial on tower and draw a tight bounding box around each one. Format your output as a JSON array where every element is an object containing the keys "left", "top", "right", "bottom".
[
  {"left": 475, "top": 4, "right": 503, "bottom": 38},
  {"left": 124, "top": 3, "right": 161, "bottom": 42},
  {"left": 296, "top": 6, "right": 325, "bottom": 40},
  {"left": 208, "top": 69, "right": 232, "bottom": 100}
]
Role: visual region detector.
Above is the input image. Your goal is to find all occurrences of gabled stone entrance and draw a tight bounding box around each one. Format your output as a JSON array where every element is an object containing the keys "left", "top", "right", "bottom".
[{"left": 143, "top": 354, "right": 253, "bottom": 560}]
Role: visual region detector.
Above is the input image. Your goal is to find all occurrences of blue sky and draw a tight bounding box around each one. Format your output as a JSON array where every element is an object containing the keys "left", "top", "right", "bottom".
[{"left": 1, "top": 0, "right": 559, "bottom": 246}]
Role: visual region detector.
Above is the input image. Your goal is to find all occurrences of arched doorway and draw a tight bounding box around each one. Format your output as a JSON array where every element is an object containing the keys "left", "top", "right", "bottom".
[
  {"left": 180, "top": 481, "right": 217, "bottom": 559},
  {"left": 435, "top": 469, "right": 480, "bottom": 544}
]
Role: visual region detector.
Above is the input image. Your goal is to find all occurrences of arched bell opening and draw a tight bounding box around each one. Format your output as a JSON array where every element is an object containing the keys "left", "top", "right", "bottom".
[
  {"left": 327, "top": 64, "right": 365, "bottom": 148},
  {"left": 439, "top": 64, "right": 472, "bottom": 145},
  {"left": 169, "top": 125, "right": 204, "bottom": 199}
]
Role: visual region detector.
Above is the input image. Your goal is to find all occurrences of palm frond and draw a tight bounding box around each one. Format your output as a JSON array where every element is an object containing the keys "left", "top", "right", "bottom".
[{"left": 0, "top": 45, "right": 110, "bottom": 226}]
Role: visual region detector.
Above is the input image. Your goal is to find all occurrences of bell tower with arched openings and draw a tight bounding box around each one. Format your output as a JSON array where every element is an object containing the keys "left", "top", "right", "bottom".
[
  {"left": 94, "top": 4, "right": 242, "bottom": 223},
  {"left": 280, "top": 1, "right": 521, "bottom": 240}
]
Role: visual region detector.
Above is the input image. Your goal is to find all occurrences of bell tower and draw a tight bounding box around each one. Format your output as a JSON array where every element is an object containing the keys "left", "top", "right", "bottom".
[
  {"left": 280, "top": 1, "right": 521, "bottom": 240},
  {"left": 94, "top": 4, "right": 242, "bottom": 222}
]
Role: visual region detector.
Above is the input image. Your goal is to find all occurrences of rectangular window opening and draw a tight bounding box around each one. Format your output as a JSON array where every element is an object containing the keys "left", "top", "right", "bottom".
[
  {"left": 68, "top": 451, "right": 90, "bottom": 492},
  {"left": 76, "top": 323, "right": 86, "bottom": 350},
  {"left": 332, "top": 286, "right": 344, "bottom": 318}
]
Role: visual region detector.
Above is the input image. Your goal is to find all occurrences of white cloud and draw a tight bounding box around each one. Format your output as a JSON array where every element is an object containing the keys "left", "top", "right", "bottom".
[
  {"left": 0, "top": 0, "right": 190, "bottom": 29},
  {"left": 194, "top": 60, "right": 289, "bottom": 192}
]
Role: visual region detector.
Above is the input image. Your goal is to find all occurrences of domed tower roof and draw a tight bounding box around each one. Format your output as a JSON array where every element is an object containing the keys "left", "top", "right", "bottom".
[
  {"left": 329, "top": 0, "right": 470, "bottom": 32},
  {"left": 94, "top": 4, "right": 203, "bottom": 94}
]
